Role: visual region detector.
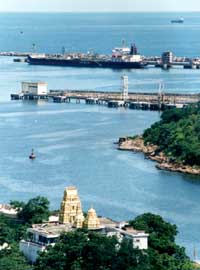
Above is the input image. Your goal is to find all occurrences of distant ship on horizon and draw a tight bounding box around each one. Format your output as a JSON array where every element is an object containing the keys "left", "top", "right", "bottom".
[{"left": 171, "top": 17, "right": 184, "bottom": 24}]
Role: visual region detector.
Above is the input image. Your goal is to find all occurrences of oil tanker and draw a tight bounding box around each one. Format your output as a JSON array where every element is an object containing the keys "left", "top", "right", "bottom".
[{"left": 27, "top": 44, "right": 147, "bottom": 69}]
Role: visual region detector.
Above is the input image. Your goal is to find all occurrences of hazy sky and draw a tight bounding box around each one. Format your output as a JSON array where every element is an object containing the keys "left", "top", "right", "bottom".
[{"left": 0, "top": 0, "right": 200, "bottom": 12}]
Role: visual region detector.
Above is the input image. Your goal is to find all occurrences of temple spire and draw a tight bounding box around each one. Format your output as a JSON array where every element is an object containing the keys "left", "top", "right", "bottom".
[
  {"left": 59, "top": 186, "right": 84, "bottom": 228},
  {"left": 83, "top": 207, "right": 100, "bottom": 230}
]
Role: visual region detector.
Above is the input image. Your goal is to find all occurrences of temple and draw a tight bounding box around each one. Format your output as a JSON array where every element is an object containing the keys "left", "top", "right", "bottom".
[
  {"left": 83, "top": 207, "right": 100, "bottom": 230},
  {"left": 20, "top": 186, "right": 148, "bottom": 263},
  {"left": 59, "top": 186, "right": 84, "bottom": 228}
]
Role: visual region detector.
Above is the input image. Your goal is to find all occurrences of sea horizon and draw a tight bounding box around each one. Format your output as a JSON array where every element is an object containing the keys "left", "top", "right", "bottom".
[{"left": 1, "top": 11, "right": 200, "bottom": 13}]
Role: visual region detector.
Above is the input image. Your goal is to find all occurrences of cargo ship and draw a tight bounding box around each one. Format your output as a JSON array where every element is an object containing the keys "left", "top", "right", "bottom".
[
  {"left": 171, "top": 18, "right": 184, "bottom": 23},
  {"left": 27, "top": 44, "right": 147, "bottom": 69}
]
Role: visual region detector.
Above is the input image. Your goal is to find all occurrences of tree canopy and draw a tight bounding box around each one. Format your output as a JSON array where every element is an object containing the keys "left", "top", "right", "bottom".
[
  {"left": 129, "top": 213, "right": 192, "bottom": 270},
  {"left": 0, "top": 215, "right": 30, "bottom": 270},
  {"left": 0, "top": 196, "right": 50, "bottom": 269},
  {"left": 0, "top": 214, "right": 26, "bottom": 245},
  {"left": 0, "top": 244, "right": 31, "bottom": 270},
  {"left": 143, "top": 104, "right": 200, "bottom": 166},
  {"left": 11, "top": 196, "right": 50, "bottom": 224}
]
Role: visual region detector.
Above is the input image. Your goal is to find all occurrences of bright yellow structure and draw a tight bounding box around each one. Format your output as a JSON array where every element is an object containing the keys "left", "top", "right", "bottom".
[
  {"left": 59, "top": 186, "right": 84, "bottom": 228},
  {"left": 83, "top": 208, "right": 100, "bottom": 230}
]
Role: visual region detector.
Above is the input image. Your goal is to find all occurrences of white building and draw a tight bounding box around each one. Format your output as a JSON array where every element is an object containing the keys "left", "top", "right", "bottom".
[
  {"left": 0, "top": 204, "right": 18, "bottom": 218},
  {"left": 21, "top": 82, "right": 48, "bottom": 95},
  {"left": 20, "top": 223, "right": 72, "bottom": 263},
  {"left": 20, "top": 219, "right": 149, "bottom": 263},
  {"left": 99, "top": 218, "right": 148, "bottom": 250},
  {"left": 114, "top": 227, "right": 148, "bottom": 250}
]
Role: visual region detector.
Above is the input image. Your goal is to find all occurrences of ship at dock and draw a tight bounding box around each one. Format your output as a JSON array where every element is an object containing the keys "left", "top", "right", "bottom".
[{"left": 27, "top": 44, "right": 147, "bottom": 69}]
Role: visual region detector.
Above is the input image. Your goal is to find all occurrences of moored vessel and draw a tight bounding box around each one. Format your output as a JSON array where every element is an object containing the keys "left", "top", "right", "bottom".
[{"left": 27, "top": 44, "right": 147, "bottom": 69}]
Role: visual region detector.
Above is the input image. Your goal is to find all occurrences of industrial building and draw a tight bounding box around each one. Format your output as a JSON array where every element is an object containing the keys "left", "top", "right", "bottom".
[{"left": 21, "top": 81, "right": 48, "bottom": 96}]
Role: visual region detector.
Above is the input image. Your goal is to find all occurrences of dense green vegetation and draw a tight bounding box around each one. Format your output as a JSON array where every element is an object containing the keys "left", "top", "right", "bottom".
[
  {"left": 0, "top": 214, "right": 26, "bottom": 245},
  {"left": 0, "top": 214, "right": 30, "bottom": 270},
  {"left": 143, "top": 104, "right": 200, "bottom": 166},
  {"left": 130, "top": 213, "right": 191, "bottom": 270},
  {"left": 0, "top": 244, "right": 31, "bottom": 270},
  {"left": 0, "top": 196, "right": 50, "bottom": 270},
  {"left": 0, "top": 197, "right": 194, "bottom": 270},
  {"left": 11, "top": 196, "right": 50, "bottom": 224}
]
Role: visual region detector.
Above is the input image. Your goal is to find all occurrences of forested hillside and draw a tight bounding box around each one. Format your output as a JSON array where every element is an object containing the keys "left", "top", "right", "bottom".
[{"left": 143, "top": 104, "right": 200, "bottom": 166}]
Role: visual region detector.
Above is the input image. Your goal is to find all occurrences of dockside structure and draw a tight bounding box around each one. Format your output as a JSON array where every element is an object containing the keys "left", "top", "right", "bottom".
[{"left": 11, "top": 80, "right": 200, "bottom": 111}]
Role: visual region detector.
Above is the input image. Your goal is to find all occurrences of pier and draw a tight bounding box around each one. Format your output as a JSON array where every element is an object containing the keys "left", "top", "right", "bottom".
[
  {"left": 51, "top": 90, "right": 199, "bottom": 109},
  {"left": 11, "top": 78, "right": 200, "bottom": 111},
  {"left": 11, "top": 89, "right": 200, "bottom": 111}
]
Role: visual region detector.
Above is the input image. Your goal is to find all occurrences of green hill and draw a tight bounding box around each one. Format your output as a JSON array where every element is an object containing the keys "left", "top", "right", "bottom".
[{"left": 143, "top": 104, "right": 200, "bottom": 167}]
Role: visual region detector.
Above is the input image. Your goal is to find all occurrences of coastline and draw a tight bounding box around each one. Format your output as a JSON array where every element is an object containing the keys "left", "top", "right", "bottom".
[{"left": 118, "top": 136, "right": 200, "bottom": 176}]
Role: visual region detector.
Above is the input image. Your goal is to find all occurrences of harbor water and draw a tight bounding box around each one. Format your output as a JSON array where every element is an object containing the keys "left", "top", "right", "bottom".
[{"left": 0, "top": 12, "right": 200, "bottom": 258}]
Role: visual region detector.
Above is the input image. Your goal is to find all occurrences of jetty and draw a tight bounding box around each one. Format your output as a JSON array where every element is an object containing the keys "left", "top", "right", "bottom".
[
  {"left": 11, "top": 78, "right": 200, "bottom": 111},
  {"left": 48, "top": 89, "right": 199, "bottom": 109}
]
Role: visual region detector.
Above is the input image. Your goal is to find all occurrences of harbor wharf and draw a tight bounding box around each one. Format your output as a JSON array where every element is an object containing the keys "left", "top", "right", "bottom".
[{"left": 11, "top": 89, "right": 200, "bottom": 111}]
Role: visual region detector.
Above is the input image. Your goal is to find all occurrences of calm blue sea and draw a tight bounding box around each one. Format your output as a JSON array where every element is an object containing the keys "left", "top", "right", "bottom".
[{"left": 0, "top": 12, "right": 200, "bottom": 258}]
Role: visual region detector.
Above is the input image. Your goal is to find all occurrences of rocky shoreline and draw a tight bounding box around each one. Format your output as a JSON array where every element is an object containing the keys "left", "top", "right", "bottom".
[{"left": 118, "top": 136, "right": 200, "bottom": 176}]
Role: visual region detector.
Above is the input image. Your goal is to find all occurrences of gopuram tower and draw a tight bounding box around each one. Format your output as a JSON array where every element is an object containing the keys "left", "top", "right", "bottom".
[
  {"left": 83, "top": 207, "right": 100, "bottom": 230},
  {"left": 59, "top": 186, "right": 84, "bottom": 228}
]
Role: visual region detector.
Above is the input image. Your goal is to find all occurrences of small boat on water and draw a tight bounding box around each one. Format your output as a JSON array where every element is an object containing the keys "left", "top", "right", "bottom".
[
  {"left": 171, "top": 18, "right": 184, "bottom": 24},
  {"left": 29, "top": 149, "right": 36, "bottom": 160}
]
